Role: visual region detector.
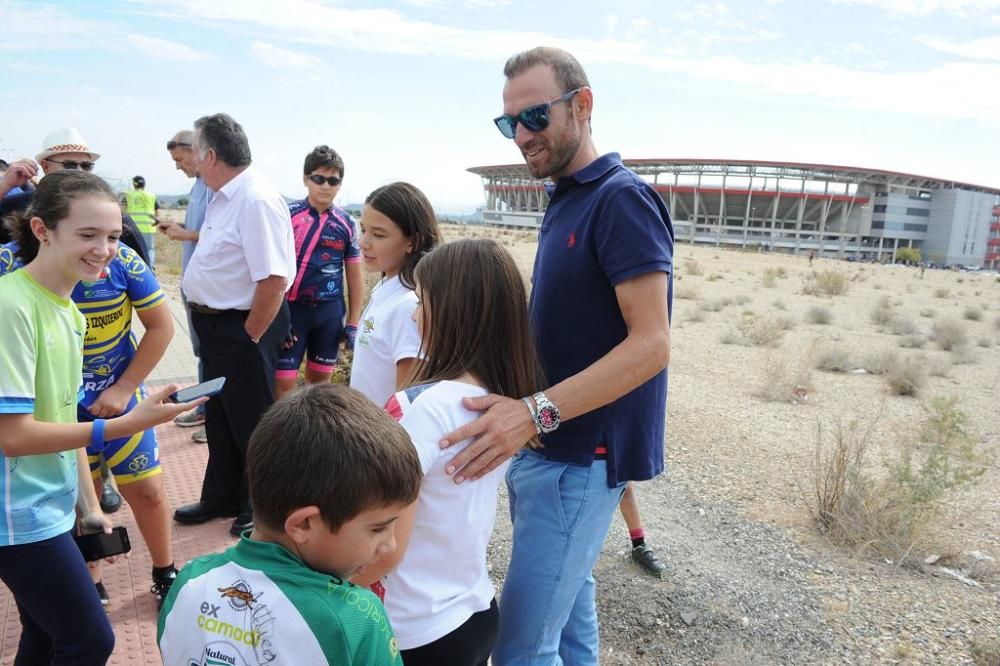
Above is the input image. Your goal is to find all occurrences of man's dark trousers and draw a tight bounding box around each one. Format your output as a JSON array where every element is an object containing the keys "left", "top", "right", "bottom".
[{"left": 191, "top": 303, "right": 289, "bottom": 513}]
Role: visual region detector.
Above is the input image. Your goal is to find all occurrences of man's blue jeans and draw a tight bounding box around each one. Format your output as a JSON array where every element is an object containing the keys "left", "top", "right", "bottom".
[{"left": 494, "top": 450, "right": 626, "bottom": 665}]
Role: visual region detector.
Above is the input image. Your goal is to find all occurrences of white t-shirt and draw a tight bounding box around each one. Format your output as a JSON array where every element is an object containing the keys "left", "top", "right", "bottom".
[
  {"left": 350, "top": 275, "right": 421, "bottom": 407},
  {"left": 182, "top": 166, "right": 296, "bottom": 310},
  {"left": 382, "top": 380, "right": 506, "bottom": 650}
]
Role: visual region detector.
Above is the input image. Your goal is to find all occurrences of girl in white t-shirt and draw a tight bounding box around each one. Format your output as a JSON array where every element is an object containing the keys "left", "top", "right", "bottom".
[
  {"left": 354, "top": 238, "right": 543, "bottom": 665},
  {"left": 349, "top": 182, "right": 441, "bottom": 407}
]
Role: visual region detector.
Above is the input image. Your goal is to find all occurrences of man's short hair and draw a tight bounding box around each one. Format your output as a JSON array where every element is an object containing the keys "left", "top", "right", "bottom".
[
  {"left": 303, "top": 145, "right": 345, "bottom": 178},
  {"left": 503, "top": 46, "right": 590, "bottom": 93},
  {"left": 193, "top": 113, "right": 252, "bottom": 167},
  {"left": 247, "top": 384, "right": 421, "bottom": 531}
]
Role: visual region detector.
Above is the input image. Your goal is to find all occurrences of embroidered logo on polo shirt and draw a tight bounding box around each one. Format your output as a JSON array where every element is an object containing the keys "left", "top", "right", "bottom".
[{"left": 567, "top": 233, "right": 576, "bottom": 248}]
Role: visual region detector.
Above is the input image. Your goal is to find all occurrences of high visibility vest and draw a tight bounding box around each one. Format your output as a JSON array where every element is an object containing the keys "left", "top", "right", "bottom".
[{"left": 124, "top": 190, "right": 157, "bottom": 233}]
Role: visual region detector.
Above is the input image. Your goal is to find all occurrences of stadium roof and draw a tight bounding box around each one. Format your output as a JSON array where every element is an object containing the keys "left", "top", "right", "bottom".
[{"left": 468, "top": 158, "right": 1000, "bottom": 196}]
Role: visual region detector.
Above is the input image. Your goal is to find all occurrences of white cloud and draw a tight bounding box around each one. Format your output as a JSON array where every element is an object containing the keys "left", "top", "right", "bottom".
[
  {"left": 249, "top": 41, "right": 323, "bottom": 77},
  {"left": 829, "top": 0, "right": 1000, "bottom": 15},
  {"left": 127, "top": 34, "right": 209, "bottom": 61},
  {"left": 0, "top": 3, "right": 110, "bottom": 49},
  {"left": 921, "top": 34, "right": 1000, "bottom": 59}
]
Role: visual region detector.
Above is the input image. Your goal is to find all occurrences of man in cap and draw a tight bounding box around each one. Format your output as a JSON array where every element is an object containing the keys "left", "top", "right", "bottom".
[
  {"left": 122, "top": 175, "right": 160, "bottom": 267},
  {"left": 159, "top": 130, "right": 211, "bottom": 442}
]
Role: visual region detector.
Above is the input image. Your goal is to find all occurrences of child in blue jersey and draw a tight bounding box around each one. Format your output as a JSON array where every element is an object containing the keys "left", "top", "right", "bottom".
[
  {"left": 1, "top": 228, "right": 179, "bottom": 608},
  {"left": 0, "top": 170, "right": 202, "bottom": 665},
  {"left": 354, "top": 239, "right": 543, "bottom": 665},
  {"left": 349, "top": 182, "right": 441, "bottom": 408},
  {"left": 276, "top": 146, "right": 363, "bottom": 399},
  {"left": 159, "top": 383, "right": 421, "bottom": 666}
]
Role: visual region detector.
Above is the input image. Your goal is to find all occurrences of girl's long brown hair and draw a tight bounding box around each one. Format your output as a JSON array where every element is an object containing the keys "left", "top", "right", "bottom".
[{"left": 409, "top": 238, "right": 543, "bottom": 400}]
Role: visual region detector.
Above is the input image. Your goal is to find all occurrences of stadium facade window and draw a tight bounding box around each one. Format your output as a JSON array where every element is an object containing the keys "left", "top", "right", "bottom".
[{"left": 905, "top": 207, "right": 931, "bottom": 217}]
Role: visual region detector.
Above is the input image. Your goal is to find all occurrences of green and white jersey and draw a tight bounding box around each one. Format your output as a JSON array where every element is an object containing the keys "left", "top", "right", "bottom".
[{"left": 158, "top": 536, "right": 403, "bottom": 666}]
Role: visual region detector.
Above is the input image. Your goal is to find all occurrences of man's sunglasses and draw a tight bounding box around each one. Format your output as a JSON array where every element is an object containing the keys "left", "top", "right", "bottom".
[
  {"left": 493, "top": 89, "right": 581, "bottom": 140},
  {"left": 166, "top": 141, "right": 191, "bottom": 150},
  {"left": 308, "top": 174, "right": 343, "bottom": 187},
  {"left": 46, "top": 159, "right": 95, "bottom": 172}
]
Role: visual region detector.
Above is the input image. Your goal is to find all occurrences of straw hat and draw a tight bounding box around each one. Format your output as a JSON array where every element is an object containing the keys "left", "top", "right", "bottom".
[{"left": 36, "top": 128, "right": 101, "bottom": 163}]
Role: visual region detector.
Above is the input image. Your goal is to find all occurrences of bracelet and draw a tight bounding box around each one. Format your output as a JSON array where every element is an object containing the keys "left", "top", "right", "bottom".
[
  {"left": 521, "top": 397, "right": 541, "bottom": 434},
  {"left": 89, "top": 419, "right": 108, "bottom": 453}
]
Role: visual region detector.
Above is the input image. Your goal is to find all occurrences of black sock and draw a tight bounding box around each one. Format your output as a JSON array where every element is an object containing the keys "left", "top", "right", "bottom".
[
  {"left": 631, "top": 537, "right": 646, "bottom": 549},
  {"left": 153, "top": 563, "right": 177, "bottom": 579}
]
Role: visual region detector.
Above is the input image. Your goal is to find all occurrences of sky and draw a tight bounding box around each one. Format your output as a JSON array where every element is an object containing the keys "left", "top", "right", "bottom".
[{"left": 1, "top": 0, "right": 999, "bottom": 213}]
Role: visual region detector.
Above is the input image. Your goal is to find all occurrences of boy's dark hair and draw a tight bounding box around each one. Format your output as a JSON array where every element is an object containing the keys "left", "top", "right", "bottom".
[
  {"left": 194, "top": 113, "right": 252, "bottom": 167},
  {"left": 4, "top": 170, "right": 118, "bottom": 264},
  {"left": 364, "top": 182, "right": 442, "bottom": 290},
  {"left": 248, "top": 384, "right": 421, "bottom": 531},
  {"left": 303, "top": 145, "right": 345, "bottom": 178},
  {"left": 411, "top": 238, "right": 543, "bottom": 401}
]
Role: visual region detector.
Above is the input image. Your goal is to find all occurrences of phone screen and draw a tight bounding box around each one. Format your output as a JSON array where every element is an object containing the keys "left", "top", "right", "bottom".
[
  {"left": 170, "top": 377, "right": 226, "bottom": 403},
  {"left": 74, "top": 527, "right": 131, "bottom": 562}
]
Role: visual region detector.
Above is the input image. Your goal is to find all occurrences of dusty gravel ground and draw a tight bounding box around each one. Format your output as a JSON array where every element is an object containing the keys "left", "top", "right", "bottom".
[{"left": 155, "top": 219, "right": 1000, "bottom": 665}]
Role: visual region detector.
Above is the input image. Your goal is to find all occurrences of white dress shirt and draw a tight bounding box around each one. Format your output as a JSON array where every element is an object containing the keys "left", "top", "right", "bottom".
[{"left": 182, "top": 166, "right": 295, "bottom": 310}]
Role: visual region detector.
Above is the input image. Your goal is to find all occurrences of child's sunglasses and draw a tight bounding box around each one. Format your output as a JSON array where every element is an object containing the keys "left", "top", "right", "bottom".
[
  {"left": 46, "top": 159, "right": 96, "bottom": 172},
  {"left": 493, "top": 89, "right": 581, "bottom": 140},
  {"left": 308, "top": 174, "right": 343, "bottom": 187}
]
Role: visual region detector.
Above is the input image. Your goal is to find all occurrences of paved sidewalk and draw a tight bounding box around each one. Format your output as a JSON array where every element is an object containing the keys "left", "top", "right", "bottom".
[{"left": 0, "top": 292, "right": 234, "bottom": 665}]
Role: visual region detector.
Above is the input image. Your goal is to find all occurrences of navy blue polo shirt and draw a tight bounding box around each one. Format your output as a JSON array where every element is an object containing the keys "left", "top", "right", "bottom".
[{"left": 530, "top": 153, "right": 674, "bottom": 487}]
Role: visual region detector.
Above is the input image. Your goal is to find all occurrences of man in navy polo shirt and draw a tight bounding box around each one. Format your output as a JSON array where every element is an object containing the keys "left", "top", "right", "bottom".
[{"left": 442, "top": 46, "right": 674, "bottom": 664}]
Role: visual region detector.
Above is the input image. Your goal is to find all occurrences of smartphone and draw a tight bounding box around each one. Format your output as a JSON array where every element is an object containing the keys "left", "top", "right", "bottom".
[
  {"left": 169, "top": 377, "right": 226, "bottom": 403},
  {"left": 74, "top": 526, "right": 131, "bottom": 562}
]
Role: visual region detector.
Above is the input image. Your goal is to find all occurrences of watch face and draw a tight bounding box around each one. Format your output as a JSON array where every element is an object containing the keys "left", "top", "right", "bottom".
[{"left": 538, "top": 406, "right": 559, "bottom": 429}]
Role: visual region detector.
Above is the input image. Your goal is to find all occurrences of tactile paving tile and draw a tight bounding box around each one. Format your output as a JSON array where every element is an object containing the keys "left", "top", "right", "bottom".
[{"left": 0, "top": 383, "right": 236, "bottom": 665}]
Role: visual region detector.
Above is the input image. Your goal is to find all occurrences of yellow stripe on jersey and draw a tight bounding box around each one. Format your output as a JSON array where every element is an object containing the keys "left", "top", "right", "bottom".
[
  {"left": 77, "top": 292, "right": 127, "bottom": 312},
  {"left": 132, "top": 289, "right": 165, "bottom": 311}
]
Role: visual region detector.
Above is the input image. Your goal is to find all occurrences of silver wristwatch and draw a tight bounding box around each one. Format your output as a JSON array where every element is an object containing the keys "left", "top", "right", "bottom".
[{"left": 531, "top": 392, "right": 561, "bottom": 434}]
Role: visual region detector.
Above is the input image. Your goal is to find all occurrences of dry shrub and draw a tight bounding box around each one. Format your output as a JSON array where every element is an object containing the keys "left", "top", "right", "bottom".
[
  {"left": 686, "top": 308, "right": 707, "bottom": 323},
  {"left": 676, "top": 283, "right": 701, "bottom": 301},
  {"left": 683, "top": 258, "right": 704, "bottom": 276},
  {"left": 732, "top": 294, "right": 751, "bottom": 306},
  {"left": 964, "top": 306, "right": 983, "bottom": 321},
  {"left": 951, "top": 345, "right": 976, "bottom": 365},
  {"left": 885, "top": 358, "right": 927, "bottom": 396},
  {"left": 870, "top": 296, "right": 894, "bottom": 327},
  {"left": 775, "top": 314, "right": 796, "bottom": 331},
  {"left": 732, "top": 312, "right": 786, "bottom": 347},
  {"left": 927, "top": 356, "right": 951, "bottom": 377},
  {"left": 978, "top": 337, "right": 994, "bottom": 349},
  {"left": 762, "top": 267, "right": 786, "bottom": 288},
  {"left": 932, "top": 319, "right": 967, "bottom": 351},
  {"left": 862, "top": 349, "right": 898, "bottom": 375},
  {"left": 933, "top": 287, "right": 950, "bottom": 299},
  {"left": 898, "top": 334, "right": 926, "bottom": 349},
  {"left": 772, "top": 299, "right": 787, "bottom": 311},
  {"left": 756, "top": 353, "right": 813, "bottom": 403},
  {"left": 699, "top": 299, "right": 724, "bottom": 313},
  {"left": 707, "top": 273, "right": 723, "bottom": 282},
  {"left": 919, "top": 308, "right": 936, "bottom": 318},
  {"left": 994, "top": 314, "right": 1000, "bottom": 331},
  {"left": 890, "top": 316, "right": 917, "bottom": 336},
  {"left": 815, "top": 346, "right": 853, "bottom": 373},
  {"left": 805, "top": 306, "right": 833, "bottom": 325},
  {"left": 971, "top": 637, "right": 1000, "bottom": 666},
  {"left": 802, "top": 269, "right": 849, "bottom": 297},
  {"left": 872, "top": 283, "right": 883, "bottom": 290},
  {"left": 812, "top": 399, "right": 990, "bottom": 565},
  {"left": 720, "top": 330, "right": 741, "bottom": 345}
]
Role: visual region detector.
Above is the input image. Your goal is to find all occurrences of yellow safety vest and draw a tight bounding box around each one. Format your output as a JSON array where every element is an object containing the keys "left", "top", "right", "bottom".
[{"left": 124, "top": 190, "right": 157, "bottom": 233}]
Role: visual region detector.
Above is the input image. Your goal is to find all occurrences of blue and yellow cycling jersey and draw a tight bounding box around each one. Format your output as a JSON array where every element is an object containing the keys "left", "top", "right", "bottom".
[{"left": 0, "top": 242, "right": 164, "bottom": 409}]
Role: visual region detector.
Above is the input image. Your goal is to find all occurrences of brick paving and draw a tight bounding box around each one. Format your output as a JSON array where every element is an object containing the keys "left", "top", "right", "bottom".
[{"left": 0, "top": 293, "right": 236, "bottom": 665}]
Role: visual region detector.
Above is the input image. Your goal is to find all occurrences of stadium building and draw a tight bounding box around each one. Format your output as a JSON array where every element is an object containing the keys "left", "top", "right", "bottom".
[{"left": 468, "top": 159, "right": 1000, "bottom": 267}]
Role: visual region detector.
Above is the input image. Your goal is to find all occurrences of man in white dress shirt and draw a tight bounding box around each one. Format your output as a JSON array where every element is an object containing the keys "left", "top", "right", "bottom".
[{"left": 173, "top": 113, "right": 296, "bottom": 536}]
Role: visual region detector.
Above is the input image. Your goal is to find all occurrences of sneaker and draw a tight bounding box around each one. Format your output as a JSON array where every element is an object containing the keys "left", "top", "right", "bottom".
[
  {"left": 95, "top": 581, "right": 109, "bottom": 606},
  {"left": 99, "top": 478, "right": 122, "bottom": 514},
  {"left": 631, "top": 543, "right": 666, "bottom": 578},
  {"left": 191, "top": 427, "right": 207, "bottom": 444},
  {"left": 151, "top": 565, "right": 178, "bottom": 609},
  {"left": 174, "top": 411, "right": 205, "bottom": 428}
]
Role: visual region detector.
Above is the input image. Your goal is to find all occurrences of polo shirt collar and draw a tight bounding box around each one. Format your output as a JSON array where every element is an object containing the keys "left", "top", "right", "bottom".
[
  {"left": 216, "top": 165, "right": 254, "bottom": 200},
  {"left": 564, "top": 152, "right": 623, "bottom": 186}
]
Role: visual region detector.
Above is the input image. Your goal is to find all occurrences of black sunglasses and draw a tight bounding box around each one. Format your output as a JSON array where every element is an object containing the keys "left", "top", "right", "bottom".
[
  {"left": 46, "top": 158, "right": 96, "bottom": 172},
  {"left": 166, "top": 141, "right": 192, "bottom": 150},
  {"left": 494, "top": 89, "right": 581, "bottom": 140},
  {"left": 308, "top": 174, "right": 342, "bottom": 187}
]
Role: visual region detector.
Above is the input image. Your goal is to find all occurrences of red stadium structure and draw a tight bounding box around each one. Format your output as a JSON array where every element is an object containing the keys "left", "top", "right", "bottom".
[{"left": 469, "top": 159, "right": 1000, "bottom": 267}]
